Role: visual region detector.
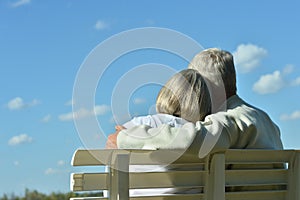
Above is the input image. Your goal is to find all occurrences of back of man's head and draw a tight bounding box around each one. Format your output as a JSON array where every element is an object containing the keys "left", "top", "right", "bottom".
[{"left": 188, "top": 48, "right": 237, "bottom": 102}]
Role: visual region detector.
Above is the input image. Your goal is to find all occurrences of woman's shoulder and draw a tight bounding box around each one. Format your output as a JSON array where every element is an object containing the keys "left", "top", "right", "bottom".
[
  {"left": 123, "top": 113, "right": 188, "bottom": 128},
  {"left": 155, "top": 113, "right": 188, "bottom": 127}
]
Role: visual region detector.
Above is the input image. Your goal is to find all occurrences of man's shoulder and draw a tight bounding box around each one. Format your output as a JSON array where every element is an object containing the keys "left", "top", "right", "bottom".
[
  {"left": 226, "top": 95, "right": 268, "bottom": 116},
  {"left": 202, "top": 95, "right": 267, "bottom": 126}
]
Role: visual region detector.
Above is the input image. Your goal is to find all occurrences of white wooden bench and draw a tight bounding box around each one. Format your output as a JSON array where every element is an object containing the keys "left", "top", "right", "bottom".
[{"left": 70, "top": 149, "right": 300, "bottom": 200}]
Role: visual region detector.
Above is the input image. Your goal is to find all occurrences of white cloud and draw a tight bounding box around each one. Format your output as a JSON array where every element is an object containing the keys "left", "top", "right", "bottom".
[
  {"left": 291, "top": 76, "right": 300, "bottom": 86},
  {"left": 58, "top": 112, "right": 74, "bottom": 121},
  {"left": 252, "top": 71, "right": 285, "bottom": 94},
  {"left": 280, "top": 110, "right": 300, "bottom": 121},
  {"left": 65, "top": 100, "right": 74, "bottom": 106},
  {"left": 94, "top": 20, "right": 109, "bottom": 30},
  {"left": 45, "top": 167, "right": 70, "bottom": 175},
  {"left": 94, "top": 105, "right": 110, "bottom": 115},
  {"left": 233, "top": 44, "right": 268, "bottom": 73},
  {"left": 41, "top": 114, "right": 51, "bottom": 123},
  {"left": 30, "top": 99, "right": 39, "bottom": 106},
  {"left": 11, "top": 0, "right": 31, "bottom": 7},
  {"left": 14, "top": 161, "right": 20, "bottom": 166},
  {"left": 7, "top": 97, "right": 39, "bottom": 110},
  {"left": 45, "top": 160, "right": 68, "bottom": 176},
  {"left": 59, "top": 104, "right": 110, "bottom": 121},
  {"left": 8, "top": 134, "right": 33, "bottom": 146},
  {"left": 133, "top": 98, "right": 146, "bottom": 105},
  {"left": 59, "top": 108, "right": 90, "bottom": 121},
  {"left": 45, "top": 168, "right": 56, "bottom": 175},
  {"left": 57, "top": 160, "right": 65, "bottom": 166},
  {"left": 7, "top": 97, "right": 25, "bottom": 110},
  {"left": 282, "top": 64, "right": 294, "bottom": 75}
]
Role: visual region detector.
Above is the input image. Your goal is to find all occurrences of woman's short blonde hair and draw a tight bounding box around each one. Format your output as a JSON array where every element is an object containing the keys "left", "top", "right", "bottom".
[{"left": 156, "top": 69, "right": 211, "bottom": 123}]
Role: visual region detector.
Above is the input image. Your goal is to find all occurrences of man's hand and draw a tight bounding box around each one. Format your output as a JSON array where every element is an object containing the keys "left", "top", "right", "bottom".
[{"left": 105, "top": 125, "right": 126, "bottom": 149}]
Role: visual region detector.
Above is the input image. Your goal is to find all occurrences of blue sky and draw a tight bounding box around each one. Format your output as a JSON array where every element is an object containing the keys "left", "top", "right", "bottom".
[{"left": 1, "top": 0, "right": 300, "bottom": 196}]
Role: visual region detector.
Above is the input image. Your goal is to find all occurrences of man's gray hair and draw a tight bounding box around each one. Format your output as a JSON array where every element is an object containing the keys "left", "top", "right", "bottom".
[{"left": 188, "top": 48, "right": 237, "bottom": 101}]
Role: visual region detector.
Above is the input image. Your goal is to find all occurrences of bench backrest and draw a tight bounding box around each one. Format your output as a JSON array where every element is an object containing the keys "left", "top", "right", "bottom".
[{"left": 70, "top": 149, "right": 300, "bottom": 200}]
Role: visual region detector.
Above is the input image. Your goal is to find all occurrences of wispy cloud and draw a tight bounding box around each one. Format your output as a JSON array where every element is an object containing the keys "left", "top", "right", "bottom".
[
  {"left": 281, "top": 64, "right": 300, "bottom": 86},
  {"left": 45, "top": 167, "right": 69, "bottom": 175},
  {"left": 59, "top": 109, "right": 90, "bottom": 121},
  {"left": 94, "top": 105, "right": 111, "bottom": 115},
  {"left": 94, "top": 20, "right": 109, "bottom": 30},
  {"left": 14, "top": 161, "right": 20, "bottom": 166},
  {"left": 133, "top": 98, "right": 146, "bottom": 105},
  {"left": 59, "top": 104, "right": 110, "bottom": 121},
  {"left": 252, "top": 71, "right": 285, "bottom": 94},
  {"left": 233, "top": 44, "right": 268, "bottom": 73},
  {"left": 45, "top": 168, "right": 56, "bottom": 175},
  {"left": 8, "top": 134, "right": 33, "bottom": 146},
  {"left": 41, "top": 114, "right": 51, "bottom": 123},
  {"left": 44, "top": 160, "right": 67, "bottom": 175},
  {"left": 7, "top": 97, "right": 39, "bottom": 110},
  {"left": 291, "top": 76, "right": 300, "bottom": 86},
  {"left": 280, "top": 110, "right": 300, "bottom": 121},
  {"left": 282, "top": 64, "right": 294, "bottom": 75},
  {"left": 57, "top": 160, "right": 65, "bottom": 166},
  {"left": 65, "top": 99, "right": 74, "bottom": 106},
  {"left": 11, "top": 0, "right": 31, "bottom": 8}
]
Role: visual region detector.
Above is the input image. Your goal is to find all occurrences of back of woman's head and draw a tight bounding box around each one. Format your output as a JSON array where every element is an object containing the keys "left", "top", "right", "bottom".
[{"left": 156, "top": 69, "right": 211, "bottom": 123}]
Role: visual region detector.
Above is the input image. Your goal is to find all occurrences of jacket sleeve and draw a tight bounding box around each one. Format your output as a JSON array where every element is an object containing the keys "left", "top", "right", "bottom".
[
  {"left": 196, "top": 113, "right": 239, "bottom": 158},
  {"left": 117, "top": 113, "right": 239, "bottom": 158},
  {"left": 117, "top": 123, "right": 197, "bottom": 150}
]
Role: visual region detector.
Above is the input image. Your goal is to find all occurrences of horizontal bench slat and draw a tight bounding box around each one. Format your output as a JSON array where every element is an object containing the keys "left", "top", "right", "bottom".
[
  {"left": 130, "top": 193, "right": 204, "bottom": 200},
  {"left": 72, "top": 149, "right": 206, "bottom": 166},
  {"left": 71, "top": 171, "right": 207, "bottom": 191},
  {"left": 70, "top": 191, "right": 286, "bottom": 200},
  {"left": 130, "top": 171, "right": 207, "bottom": 188},
  {"left": 225, "top": 190, "right": 286, "bottom": 200},
  {"left": 72, "top": 149, "right": 295, "bottom": 166},
  {"left": 71, "top": 194, "right": 204, "bottom": 200},
  {"left": 72, "top": 150, "right": 113, "bottom": 166},
  {"left": 225, "top": 150, "right": 294, "bottom": 163},
  {"left": 225, "top": 169, "right": 288, "bottom": 186},
  {"left": 71, "top": 173, "right": 108, "bottom": 191},
  {"left": 70, "top": 198, "right": 106, "bottom": 200}
]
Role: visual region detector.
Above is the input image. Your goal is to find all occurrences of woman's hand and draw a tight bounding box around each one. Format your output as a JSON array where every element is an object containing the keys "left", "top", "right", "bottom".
[
  {"left": 115, "top": 125, "right": 126, "bottom": 131},
  {"left": 105, "top": 125, "right": 126, "bottom": 149}
]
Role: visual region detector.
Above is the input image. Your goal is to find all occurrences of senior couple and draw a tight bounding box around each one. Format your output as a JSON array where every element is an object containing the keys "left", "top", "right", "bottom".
[{"left": 106, "top": 48, "right": 283, "bottom": 159}]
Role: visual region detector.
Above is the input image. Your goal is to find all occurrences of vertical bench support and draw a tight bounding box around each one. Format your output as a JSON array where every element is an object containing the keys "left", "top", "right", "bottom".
[
  {"left": 206, "top": 153, "right": 225, "bottom": 200},
  {"left": 109, "top": 153, "right": 129, "bottom": 200},
  {"left": 288, "top": 151, "right": 300, "bottom": 200}
]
